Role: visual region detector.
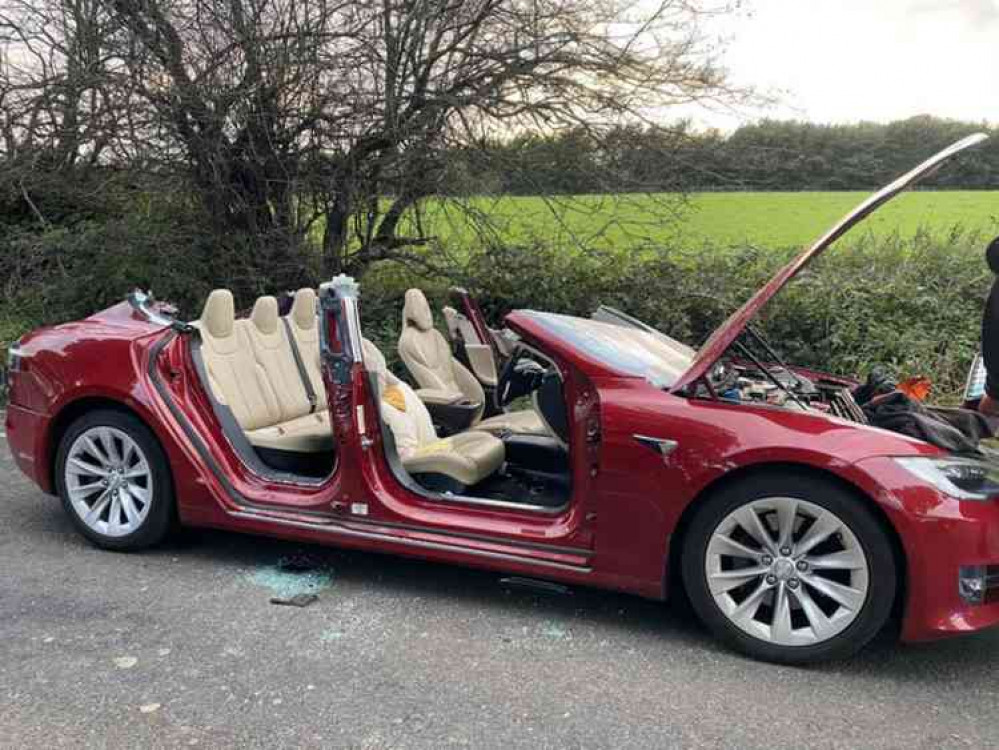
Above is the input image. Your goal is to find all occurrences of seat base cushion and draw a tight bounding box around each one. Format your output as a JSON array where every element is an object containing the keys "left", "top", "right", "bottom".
[
  {"left": 402, "top": 430, "right": 504, "bottom": 487},
  {"left": 247, "top": 412, "right": 333, "bottom": 453},
  {"left": 476, "top": 409, "right": 548, "bottom": 436}
]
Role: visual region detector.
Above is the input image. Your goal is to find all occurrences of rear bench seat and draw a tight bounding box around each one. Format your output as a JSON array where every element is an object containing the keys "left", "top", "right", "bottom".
[{"left": 194, "top": 289, "right": 332, "bottom": 454}]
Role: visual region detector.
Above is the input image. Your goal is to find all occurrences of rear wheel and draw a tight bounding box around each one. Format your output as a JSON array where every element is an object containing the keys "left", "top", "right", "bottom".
[
  {"left": 681, "top": 471, "right": 896, "bottom": 664},
  {"left": 55, "top": 409, "right": 174, "bottom": 551}
]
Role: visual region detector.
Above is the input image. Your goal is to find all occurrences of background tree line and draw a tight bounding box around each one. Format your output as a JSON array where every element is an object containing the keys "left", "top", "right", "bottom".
[
  {"left": 445, "top": 115, "right": 999, "bottom": 195},
  {"left": 0, "top": 0, "right": 736, "bottom": 299},
  {"left": 0, "top": 0, "right": 994, "bottom": 403}
]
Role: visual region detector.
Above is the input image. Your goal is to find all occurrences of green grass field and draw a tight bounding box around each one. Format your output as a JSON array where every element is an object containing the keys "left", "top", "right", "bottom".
[{"left": 411, "top": 190, "right": 999, "bottom": 251}]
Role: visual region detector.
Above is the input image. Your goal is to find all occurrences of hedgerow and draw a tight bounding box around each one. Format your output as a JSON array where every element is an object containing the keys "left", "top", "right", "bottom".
[
  {"left": 1, "top": 226, "right": 993, "bottom": 406},
  {"left": 360, "top": 229, "right": 993, "bottom": 401}
]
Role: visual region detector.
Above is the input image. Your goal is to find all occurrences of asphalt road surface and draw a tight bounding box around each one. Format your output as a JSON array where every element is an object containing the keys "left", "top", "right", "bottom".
[{"left": 3, "top": 419, "right": 999, "bottom": 749}]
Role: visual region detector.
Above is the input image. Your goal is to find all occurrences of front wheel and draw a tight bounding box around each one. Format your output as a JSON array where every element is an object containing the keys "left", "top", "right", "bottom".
[
  {"left": 681, "top": 471, "right": 896, "bottom": 664},
  {"left": 55, "top": 409, "right": 175, "bottom": 551}
]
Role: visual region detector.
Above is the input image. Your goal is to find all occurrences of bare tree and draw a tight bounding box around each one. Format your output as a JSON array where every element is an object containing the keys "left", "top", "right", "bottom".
[
  {"left": 311, "top": 0, "right": 742, "bottom": 273},
  {"left": 0, "top": 0, "right": 742, "bottom": 277}
]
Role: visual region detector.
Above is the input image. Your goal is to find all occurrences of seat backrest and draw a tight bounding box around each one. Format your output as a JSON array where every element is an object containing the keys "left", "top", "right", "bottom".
[
  {"left": 194, "top": 289, "right": 282, "bottom": 431},
  {"left": 398, "top": 288, "right": 485, "bottom": 412},
  {"left": 242, "top": 296, "right": 312, "bottom": 423},
  {"left": 442, "top": 305, "right": 498, "bottom": 387},
  {"left": 442, "top": 306, "right": 480, "bottom": 345},
  {"left": 363, "top": 337, "right": 436, "bottom": 458},
  {"left": 283, "top": 288, "right": 327, "bottom": 409}
]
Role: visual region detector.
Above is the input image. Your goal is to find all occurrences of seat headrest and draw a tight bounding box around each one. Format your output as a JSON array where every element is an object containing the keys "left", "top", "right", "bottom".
[
  {"left": 403, "top": 288, "right": 433, "bottom": 332},
  {"left": 250, "top": 296, "right": 279, "bottom": 335},
  {"left": 200, "top": 289, "right": 235, "bottom": 339},
  {"left": 362, "top": 338, "right": 399, "bottom": 386},
  {"left": 290, "top": 288, "right": 317, "bottom": 330},
  {"left": 441, "top": 306, "right": 460, "bottom": 338}
]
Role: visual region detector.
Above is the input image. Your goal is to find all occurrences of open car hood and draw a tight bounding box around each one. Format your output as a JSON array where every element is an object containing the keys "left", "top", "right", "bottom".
[{"left": 670, "top": 133, "right": 989, "bottom": 393}]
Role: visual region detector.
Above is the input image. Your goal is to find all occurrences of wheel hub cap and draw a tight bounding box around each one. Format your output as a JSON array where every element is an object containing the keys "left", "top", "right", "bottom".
[{"left": 771, "top": 558, "right": 795, "bottom": 582}]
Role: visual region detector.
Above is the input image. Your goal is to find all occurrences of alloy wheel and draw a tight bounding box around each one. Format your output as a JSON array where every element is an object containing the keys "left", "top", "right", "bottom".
[
  {"left": 64, "top": 426, "right": 153, "bottom": 537},
  {"left": 705, "top": 496, "right": 870, "bottom": 647}
]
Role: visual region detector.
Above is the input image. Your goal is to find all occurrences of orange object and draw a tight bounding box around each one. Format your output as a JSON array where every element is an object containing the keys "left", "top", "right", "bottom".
[
  {"left": 897, "top": 376, "right": 932, "bottom": 401},
  {"left": 382, "top": 384, "right": 407, "bottom": 412}
]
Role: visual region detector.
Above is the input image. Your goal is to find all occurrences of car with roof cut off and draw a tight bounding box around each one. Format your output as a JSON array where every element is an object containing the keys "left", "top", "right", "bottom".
[{"left": 6, "top": 134, "right": 999, "bottom": 664}]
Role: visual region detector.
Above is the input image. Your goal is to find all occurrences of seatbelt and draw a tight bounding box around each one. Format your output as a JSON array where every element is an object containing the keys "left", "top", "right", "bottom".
[{"left": 282, "top": 318, "right": 318, "bottom": 413}]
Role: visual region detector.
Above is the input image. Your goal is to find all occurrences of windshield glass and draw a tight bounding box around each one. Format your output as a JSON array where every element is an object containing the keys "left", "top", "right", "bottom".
[{"left": 521, "top": 311, "right": 694, "bottom": 387}]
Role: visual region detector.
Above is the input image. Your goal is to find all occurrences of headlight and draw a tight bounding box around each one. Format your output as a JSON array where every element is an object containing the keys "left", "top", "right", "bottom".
[{"left": 895, "top": 456, "right": 999, "bottom": 501}]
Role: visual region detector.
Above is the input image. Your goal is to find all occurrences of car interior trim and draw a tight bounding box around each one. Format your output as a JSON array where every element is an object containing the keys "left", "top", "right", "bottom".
[
  {"left": 364, "top": 373, "right": 570, "bottom": 516},
  {"left": 147, "top": 335, "right": 589, "bottom": 557},
  {"left": 187, "top": 333, "right": 328, "bottom": 487}
]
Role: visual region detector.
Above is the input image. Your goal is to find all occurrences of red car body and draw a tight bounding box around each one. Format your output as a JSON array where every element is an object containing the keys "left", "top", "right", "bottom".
[{"left": 6, "top": 133, "right": 999, "bottom": 650}]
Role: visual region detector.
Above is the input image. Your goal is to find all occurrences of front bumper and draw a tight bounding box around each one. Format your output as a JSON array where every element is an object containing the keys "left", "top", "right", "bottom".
[
  {"left": 4, "top": 403, "right": 53, "bottom": 493},
  {"left": 855, "top": 456, "right": 999, "bottom": 641}
]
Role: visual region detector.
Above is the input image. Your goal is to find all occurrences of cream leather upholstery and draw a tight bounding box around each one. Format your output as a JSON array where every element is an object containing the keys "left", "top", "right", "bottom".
[
  {"left": 245, "top": 296, "right": 311, "bottom": 421},
  {"left": 479, "top": 410, "right": 550, "bottom": 436},
  {"left": 364, "top": 337, "right": 503, "bottom": 487},
  {"left": 284, "top": 288, "right": 327, "bottom": 409},
  {"left": 195, "top": 289, "right": 333, "bottom": 454},
  {"left": 442, "top": 306, "right": 498, "bottom": 387},
  {"left": 399, "top": 289, "right": 486, "bottom": 422},
  {"left": 398, "top": 288, "right": 547, "bottom": 437},
  {"left": 196, "top": 290, "right": 283, "bottom": 431},
  {"left": 403, "top": 430, "right": 506, "bottom": 487},
  {"left": 246, "top": 413, "right": 333, "bottom": 453}
]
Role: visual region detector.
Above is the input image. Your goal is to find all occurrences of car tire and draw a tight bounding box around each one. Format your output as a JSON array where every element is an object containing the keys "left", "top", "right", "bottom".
[
  {"left": 681, "top": 470, "right": 896, "bottom": 665},
  {"left": 55, "top": 409, "right": 175, "bottom": 551}
]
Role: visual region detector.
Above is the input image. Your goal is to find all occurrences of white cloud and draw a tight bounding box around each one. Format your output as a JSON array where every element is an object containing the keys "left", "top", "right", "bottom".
[
  {"left": 912, "top": 0, "right": 999, "bottom": 25},
  {"left": 686, "top": 0, "right": 999, "bottom": 129}
]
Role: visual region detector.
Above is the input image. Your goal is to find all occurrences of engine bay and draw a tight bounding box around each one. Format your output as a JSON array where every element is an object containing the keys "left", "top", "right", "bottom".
[{"left": 700, "top": 359, "right": 868, "bottom": 423}]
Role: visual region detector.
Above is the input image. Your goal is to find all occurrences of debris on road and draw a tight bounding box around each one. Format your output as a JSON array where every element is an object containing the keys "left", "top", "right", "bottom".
[
  {"left": 319, "top": 628, "right": 344, "bottom": 642},
  {"left": 538, "top": 621, "right": 572, "bottom": 641},
  {"left": 499, "top": 576, "right": 572, "bottom": 596},
  {"left": 277, "top": 552, "right": 326, "bottom": 573},
  {"left": 269, "top": 593, "right": 319, "bottom": 608},
  {"left": 246, "top": 555, "right": 334, "bottom": 602}
]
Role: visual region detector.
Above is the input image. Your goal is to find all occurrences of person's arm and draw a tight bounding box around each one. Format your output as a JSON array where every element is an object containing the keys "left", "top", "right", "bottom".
[{"left": 979, "top": 238, "right": 999, "bottom": 415}]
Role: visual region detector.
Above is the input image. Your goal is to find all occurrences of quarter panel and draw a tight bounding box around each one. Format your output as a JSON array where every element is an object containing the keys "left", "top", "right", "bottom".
[{"left": 8, "top": 306, "right": 213, "bottom": 509}]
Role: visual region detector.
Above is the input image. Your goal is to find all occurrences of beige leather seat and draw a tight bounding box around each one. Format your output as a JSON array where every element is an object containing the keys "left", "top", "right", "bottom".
[
  {"left": 398, "top": 288, "right": 547, "bottom": 436},
  {"left": 363, "top": 338, "right": 504, "bottom": 488},
  {"left": 283, "top": 288, "right": 327, "bottom": 410},
  {"left": 194, "top": 290, "right": 332, "bottom": 454},
  {"left": 442, "top": 306, "right": 498, "bottom": 386}
]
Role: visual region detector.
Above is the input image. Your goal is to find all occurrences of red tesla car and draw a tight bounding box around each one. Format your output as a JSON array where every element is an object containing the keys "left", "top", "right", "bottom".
[{"left": 6, "top": 134, "right": 999, "bottom": 664}]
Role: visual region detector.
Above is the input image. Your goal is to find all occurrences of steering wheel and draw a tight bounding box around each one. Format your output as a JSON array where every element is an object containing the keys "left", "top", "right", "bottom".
[
  {"left": 494, "top": 349, "right": 520, "bottom": 410},
  {"left": 494, "top": 349, "right": 545, "bottom": 409}
]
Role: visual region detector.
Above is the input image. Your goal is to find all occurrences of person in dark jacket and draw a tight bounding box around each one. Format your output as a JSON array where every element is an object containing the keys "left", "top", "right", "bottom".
[{"left": 980, "top": 237, "right": 999, "bottom": 416}]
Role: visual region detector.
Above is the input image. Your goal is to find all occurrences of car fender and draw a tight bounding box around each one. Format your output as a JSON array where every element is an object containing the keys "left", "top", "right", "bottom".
[{"left": 591, "top": 376, "right": 942, "bottom": 596}]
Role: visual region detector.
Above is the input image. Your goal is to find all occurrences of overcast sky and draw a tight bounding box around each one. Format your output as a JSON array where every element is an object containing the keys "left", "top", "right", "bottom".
[{"left": 693, "top": 0, "right": 999, "bottom": 129}]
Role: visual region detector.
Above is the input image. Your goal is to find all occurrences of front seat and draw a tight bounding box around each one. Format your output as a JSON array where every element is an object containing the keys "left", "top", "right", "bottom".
[
  {"left": 397, "top": 288, "right": 547, "bottom": 436},
  {"left": 362, "top": 338, "right": 504, "bottom": 491}
]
